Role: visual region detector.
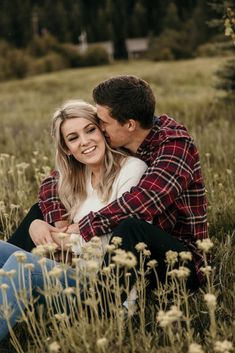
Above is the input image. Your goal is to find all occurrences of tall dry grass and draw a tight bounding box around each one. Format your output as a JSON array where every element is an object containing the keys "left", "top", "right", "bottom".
[{"left": 0, "top": 57, "right": 234, "bottom": 352}]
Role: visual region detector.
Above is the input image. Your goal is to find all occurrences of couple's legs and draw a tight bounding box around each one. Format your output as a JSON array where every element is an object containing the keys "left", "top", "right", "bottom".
[
  {"left": 7, "top": 203, "right": 43, "bottom": 252},
  {"left": 103, "top": 218, "right": 199, "bottom": 296},
  {"left": 0, "top": 240, "right": 76, "bottom": 342}
]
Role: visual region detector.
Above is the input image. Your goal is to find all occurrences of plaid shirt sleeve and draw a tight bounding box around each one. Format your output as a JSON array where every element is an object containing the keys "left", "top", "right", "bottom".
[
  {"left": 38, "top": 170, "right": 67, "bottom": 224},
  {"left": 79, "top": 138, "right": 195, "bottom": 241}
]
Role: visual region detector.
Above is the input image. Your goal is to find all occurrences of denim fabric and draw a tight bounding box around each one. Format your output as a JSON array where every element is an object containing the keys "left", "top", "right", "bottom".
[{"left": 0, "top": 240, "right": 77, "bottom": 341}]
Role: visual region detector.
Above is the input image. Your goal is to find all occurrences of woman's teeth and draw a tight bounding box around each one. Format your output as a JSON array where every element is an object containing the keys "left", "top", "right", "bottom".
[{"left": 83, "top": 146, "right": 96, "bottom": 154}]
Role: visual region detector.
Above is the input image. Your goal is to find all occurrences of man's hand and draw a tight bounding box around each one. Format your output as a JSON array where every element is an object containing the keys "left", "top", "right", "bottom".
[{"left": 29, "top": 219, "right": 67, "bottom": 246}]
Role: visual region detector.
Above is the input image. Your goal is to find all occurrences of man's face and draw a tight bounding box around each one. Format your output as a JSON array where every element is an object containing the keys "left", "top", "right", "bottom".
[{"left": 96, "top": 105, "right": 131, "bottom": 149}]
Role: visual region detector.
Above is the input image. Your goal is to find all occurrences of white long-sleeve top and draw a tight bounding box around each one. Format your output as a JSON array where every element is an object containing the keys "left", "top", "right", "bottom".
[{"left": 70, "top": 156, "right": 147, "bottom": 255}]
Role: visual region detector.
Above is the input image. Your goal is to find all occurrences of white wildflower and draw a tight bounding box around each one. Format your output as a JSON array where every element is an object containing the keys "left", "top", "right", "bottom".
[
  {"left": 188, "top": 342, "right": 205, "bottom": 353},
  {"left": 105, "top": 244, "right": 116, "bottom": 253},
  {"left": 125, "top": 252, "right": 137, "bottom": 269},
  {"left": 177, "top": 266, "right": 190, "bottom": 279},
  {"left": 157, "top": 305, "right": 182, "bottom": 328},
  {"left": 143, "top": 249, "right": 151, "bottom": 257},
  {"left": 48, "top": 341, "right": 60, "bottom": 353},
  {"left": 179, "top": 251, "right": 192, "bottom": 262},
  {"left": 16, "top": 162, "right": 30, "bottom": 170},
  {"left": 48, "top": 266, "right": 63, "bottom": 278},
  {"left": 214, "top": 340, "right": 233, "bottom": 353},
  {"left": 196, "top": 238, "right": 213, "bottom": 253},
  {"left": 38, "top": 257, "right": 47, "bottom": 266},
  {"left": 44, "top": 243, "right": 58, "bottom": 253},
  {"left": 0, "top": 284, "right": 9, "bottom": 291},
  {"left": 96, "top": 337, "right": 108, "bottom": 349},
  {"left": 112, "top": 249, "right": 137, "bottom": 268},
  {"left": 24, "top": 263, "right": 35, "bottom": 271},
  {"left": 147, "top": 259, "right": 158, "bottom": 268},
  {"left": 14, "top": 252, "right": 27, "bottom": 263},
  {"left": 200, "top": 266, "right": 212, "bottom": 275},
  {"left": 32, "top": 245, "right": 47, "bottom": 257},
  {"left": 135, "top": 242, "right": 147, "bottom": 251},
  {"left": 0, "top": 269, "right": 7, "bottom": 277},
  {"left": 168, "top": 266, "right": 190, "bottom": 279},
  {"left": 204, "top": 293, "right": 216, "bottom": 310},
  {"left": 85, "top": 260, "right": 99, "bottom": 272},
  {"left": 6, "top": 269, "right": 16, "bottom": 278},
  {"left": 111, "top": 236, "right": 122, "bottom": 246},
  {"left": 54, "top": 313, "right": 67, "bottom": 321},
  {"left": 102, "top": 266, "right": 111, "bottom": 275},
  {"left": 63, "top": 287, "right": 75, "bottom": 295},
  {"left": 165, "top": 250, "right": 178, "bottom": 265}
]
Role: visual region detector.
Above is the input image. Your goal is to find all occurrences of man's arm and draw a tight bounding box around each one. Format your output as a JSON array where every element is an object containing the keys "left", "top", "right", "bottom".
[
  {"left": 28, "top": 171, "right": 68, "bottom": 246},
  {"left": 79, "top": 139, "right": 196, "bottom": 241},
  {"left": 39, "top": 170, "right": 67, "bottom": 224}
]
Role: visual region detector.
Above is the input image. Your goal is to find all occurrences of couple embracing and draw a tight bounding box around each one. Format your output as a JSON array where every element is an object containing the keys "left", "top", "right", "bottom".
[{"left": 0, "top": 75, "right": 208, "bottom": 341}]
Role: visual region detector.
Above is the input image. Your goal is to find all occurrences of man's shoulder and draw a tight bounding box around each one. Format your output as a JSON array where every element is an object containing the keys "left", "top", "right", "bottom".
[{"left": 152, "top": 115, "right": 193, "bottom": 144}]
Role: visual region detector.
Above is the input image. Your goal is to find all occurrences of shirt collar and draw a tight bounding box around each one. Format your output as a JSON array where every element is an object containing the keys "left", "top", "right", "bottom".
[{"left": 136, "top": 116, "right": 160, "bottom": 155}]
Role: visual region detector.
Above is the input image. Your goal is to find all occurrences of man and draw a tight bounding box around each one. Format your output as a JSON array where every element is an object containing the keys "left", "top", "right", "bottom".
[{"left": 8, "top": 75, "right": 208, "bottom": 291}]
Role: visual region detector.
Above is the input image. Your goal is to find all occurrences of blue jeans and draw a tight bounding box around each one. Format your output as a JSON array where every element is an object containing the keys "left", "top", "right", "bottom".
[{"left": 0, "top": 240, "right": 77, "bottom": 342}]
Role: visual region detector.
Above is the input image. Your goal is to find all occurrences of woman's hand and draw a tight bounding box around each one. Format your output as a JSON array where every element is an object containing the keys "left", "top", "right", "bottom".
[
  {"left": 65, "top": 223, "right": 80, "bottom": 234},
  {"left": 51, "top": 231, "right": 71, "bottom": 249},
  {"left": 29, "top": 219, "right": 67, "bottom": 246}
]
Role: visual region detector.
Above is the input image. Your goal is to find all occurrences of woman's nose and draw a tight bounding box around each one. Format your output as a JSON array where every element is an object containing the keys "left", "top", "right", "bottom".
[{"left": 79, "top": 134, "right": 89, "bottom": 145}]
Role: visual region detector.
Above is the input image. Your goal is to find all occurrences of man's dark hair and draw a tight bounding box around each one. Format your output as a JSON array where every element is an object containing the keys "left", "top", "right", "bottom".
[{"left": 92, "top": 75, "right": 156, "bottom": 129}]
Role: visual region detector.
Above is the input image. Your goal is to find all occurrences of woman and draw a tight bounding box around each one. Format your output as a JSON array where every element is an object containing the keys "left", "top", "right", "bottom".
[{"left": 0, "top": 99, "right": 147, "bottom": 341}]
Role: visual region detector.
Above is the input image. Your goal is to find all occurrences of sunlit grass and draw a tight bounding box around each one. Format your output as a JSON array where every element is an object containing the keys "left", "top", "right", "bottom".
[{"left": 0, "top": 56, "right": 234, "bottom": 352}]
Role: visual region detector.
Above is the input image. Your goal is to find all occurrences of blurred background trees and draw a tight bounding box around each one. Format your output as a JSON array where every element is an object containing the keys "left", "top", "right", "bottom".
[{"left": 0, "top": 0, "right": 234, "bottom": 82}]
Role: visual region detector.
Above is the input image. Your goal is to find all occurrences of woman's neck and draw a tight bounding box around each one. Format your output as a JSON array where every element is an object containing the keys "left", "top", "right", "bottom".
[{"left": 90, "top": 167, "right": 101, "bottom": 188}]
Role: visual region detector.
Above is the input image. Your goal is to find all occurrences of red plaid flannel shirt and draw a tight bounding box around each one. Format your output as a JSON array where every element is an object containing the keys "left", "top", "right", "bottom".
[{"left": 39, "top": 115, "right": 208, "bottom": 282}]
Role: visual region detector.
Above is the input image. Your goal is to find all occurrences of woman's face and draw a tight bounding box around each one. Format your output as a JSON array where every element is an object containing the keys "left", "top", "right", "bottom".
[{"left": 61, "top": 117, "right": 106, "bottom": 170}]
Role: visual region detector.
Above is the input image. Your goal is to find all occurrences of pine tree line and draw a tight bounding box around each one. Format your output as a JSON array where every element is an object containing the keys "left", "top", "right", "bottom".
[{"left": 0, "top": 0, "right": 216, "bottom": 53}]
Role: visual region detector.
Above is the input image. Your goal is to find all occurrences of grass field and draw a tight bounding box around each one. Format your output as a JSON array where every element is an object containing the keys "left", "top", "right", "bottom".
[{"left": 0, "top": 57, "right": 234, "bottom": 352}]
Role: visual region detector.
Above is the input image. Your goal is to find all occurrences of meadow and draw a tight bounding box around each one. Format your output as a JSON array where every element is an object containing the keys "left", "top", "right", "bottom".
[{"left": 0, "top": 56, "right": 234, "bottom": 353}]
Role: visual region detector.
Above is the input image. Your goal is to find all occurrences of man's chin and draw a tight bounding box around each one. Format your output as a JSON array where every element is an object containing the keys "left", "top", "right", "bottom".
[{"left": 105, "top": 137, "right": 120, "bottom": 149}]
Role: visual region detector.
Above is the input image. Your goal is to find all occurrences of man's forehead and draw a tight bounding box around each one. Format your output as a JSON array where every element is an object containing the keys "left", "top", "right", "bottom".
[{"left": 96, "top": 106, "right": 115, "bottom": 123}]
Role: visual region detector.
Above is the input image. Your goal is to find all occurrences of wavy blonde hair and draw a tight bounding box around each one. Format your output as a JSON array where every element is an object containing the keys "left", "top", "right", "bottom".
[{"left": 51, "top": 99, "right": 126, "bottom": 220}]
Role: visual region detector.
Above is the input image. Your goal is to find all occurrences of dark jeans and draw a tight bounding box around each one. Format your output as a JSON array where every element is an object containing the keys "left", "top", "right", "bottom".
[{"left": 7, "top": 204, "right": 199, "bottom": 296}]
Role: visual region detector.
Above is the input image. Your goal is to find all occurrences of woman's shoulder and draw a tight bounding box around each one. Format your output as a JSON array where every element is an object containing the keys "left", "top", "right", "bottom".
[
  {"left": 118, "top": 156, "right": 148, "bottom": 178},
  {"left": 122, "top": 156, "right": 147, "bottom": 169}
]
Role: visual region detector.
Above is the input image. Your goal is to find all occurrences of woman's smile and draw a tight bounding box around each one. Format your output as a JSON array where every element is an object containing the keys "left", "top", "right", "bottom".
[
  {"left": 61, "top": 117, "right": 106, "bottom": 169},
  {"left": 82, "top": 146, "right": 96, "bottom": 154}
]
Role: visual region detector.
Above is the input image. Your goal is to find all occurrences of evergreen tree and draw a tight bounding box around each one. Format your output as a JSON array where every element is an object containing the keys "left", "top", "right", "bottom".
[
  {"left": 144, "top": 0, "right": 167, "bottom": 35},
  {"left": 129, "top": 0, "right": 148, "bottom": 37},
  {"left": 208, "top": 1, "right": 235, "bottom": 100},
  {"left": 163, "top": 2, "right": 181, "bottom": 30},
  {"left": 0, "top": 0, "right": 32, "bottom": 47},
  {"left": 42, "top": 0, "right": 69, "bottom": 42},
  {"left": 108, "top": 0, "right": 128, "bottom": 59}
]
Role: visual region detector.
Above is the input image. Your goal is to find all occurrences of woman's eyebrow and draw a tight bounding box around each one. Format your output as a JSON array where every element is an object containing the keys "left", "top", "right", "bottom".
[{"left": 65, "top": 123, "right": 95, "bottom": 138}]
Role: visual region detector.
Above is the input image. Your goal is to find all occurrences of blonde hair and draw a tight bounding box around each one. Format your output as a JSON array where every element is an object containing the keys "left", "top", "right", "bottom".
[{"left": 51, "top": 99, "right": 126, "bottom": 220}]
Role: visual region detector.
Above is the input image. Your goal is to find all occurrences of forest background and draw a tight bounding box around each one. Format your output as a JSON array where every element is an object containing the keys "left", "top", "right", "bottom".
[
  {"left": 0, "top": 1, "right": 234, "bottom": 352},
  {"left": 0, "top": 0, "right": 234, "bottom": 80}
]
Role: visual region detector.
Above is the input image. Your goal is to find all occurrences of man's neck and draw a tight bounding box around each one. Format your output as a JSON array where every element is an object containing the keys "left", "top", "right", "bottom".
[{"left": 126, "top": 128, "right": 152, "bottom": 154}]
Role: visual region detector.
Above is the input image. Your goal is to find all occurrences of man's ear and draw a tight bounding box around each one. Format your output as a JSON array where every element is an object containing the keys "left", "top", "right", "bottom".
[{"left": 127, "top": 119, "right": 137, "bottom": 132}]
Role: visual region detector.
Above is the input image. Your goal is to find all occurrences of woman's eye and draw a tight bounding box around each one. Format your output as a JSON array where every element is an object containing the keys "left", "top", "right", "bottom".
[
  {"left": 87, "top": 127, "right": 96, "bottom": 133},
  {"left": 68, "top": 136, "right": 77, "bottom": 141}
]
